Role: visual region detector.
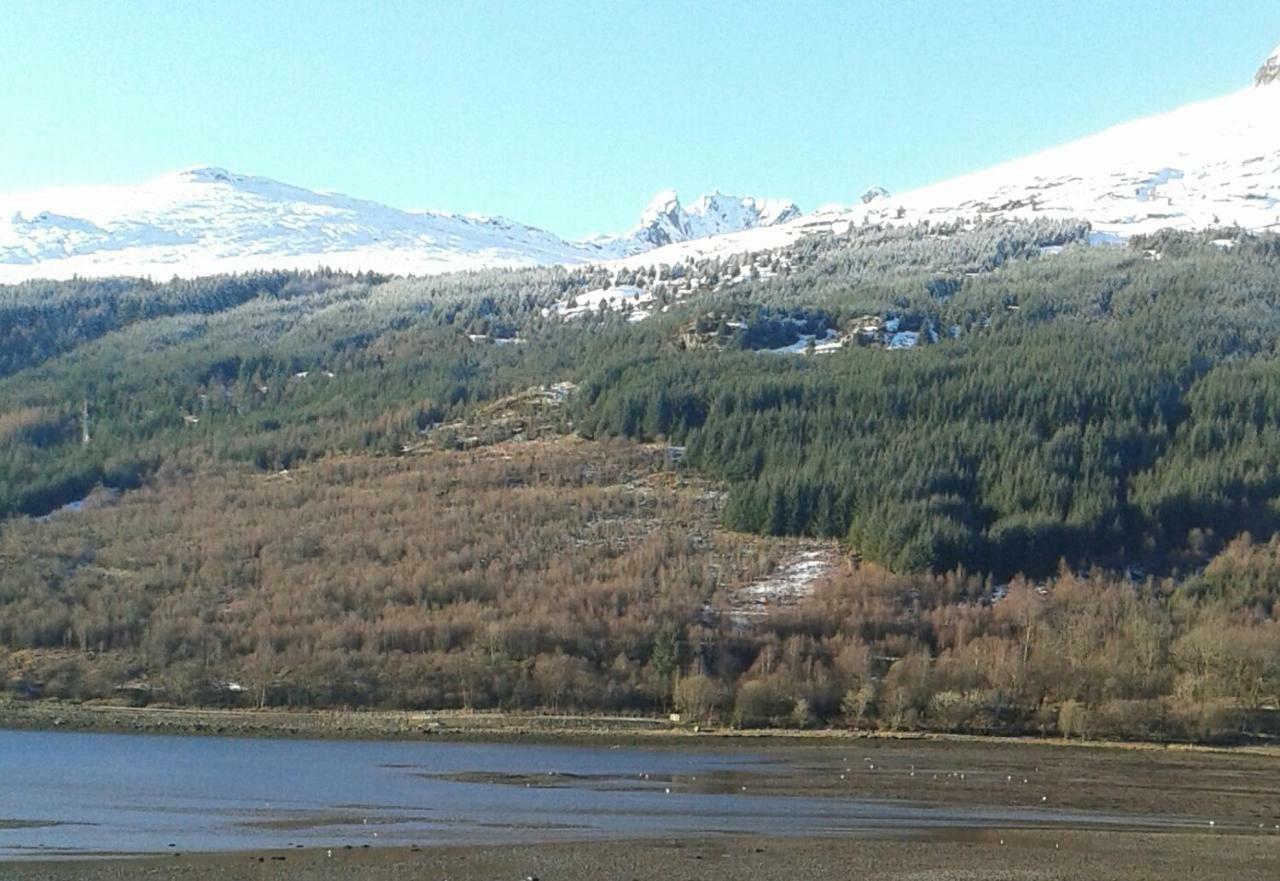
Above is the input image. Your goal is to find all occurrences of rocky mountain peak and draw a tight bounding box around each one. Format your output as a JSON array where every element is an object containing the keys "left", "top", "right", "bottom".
[
  {"left": 1255, "top": 42, "right": 1280, "bottom": 86},
  {"left": 620, "top": 189, "right": 800, "bottom": 252},
  {"left": 860, "top": 186, "right": 891, "bottom": 204}
]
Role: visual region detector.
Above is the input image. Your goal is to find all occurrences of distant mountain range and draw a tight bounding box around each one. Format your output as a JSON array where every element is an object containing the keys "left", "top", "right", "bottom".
[
  {"left": 2, "top": 42, "right": 1278, "bottom": 282},
  {"left": 0, "top": 168, "right": 798, "bottom": 282}
]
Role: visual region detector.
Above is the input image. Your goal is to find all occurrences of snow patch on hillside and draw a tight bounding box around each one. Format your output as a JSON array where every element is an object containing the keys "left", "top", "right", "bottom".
[
  {"left": 548, "top": 284, "right": 655, "bottom": 321},
  {"left": 730, "top": 549, "right": 836, "bottom": 624},
  {"left": 762, "top": 329, "right": 845, "bottom": 355},
  {"left": 888, "top": 331, "right": 919, "bottom": 350}
]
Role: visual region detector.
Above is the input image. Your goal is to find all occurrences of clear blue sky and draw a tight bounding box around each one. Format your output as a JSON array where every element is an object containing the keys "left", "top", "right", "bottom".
[{"left": 4, "top": 1, "right": 1279, "bottom": 238}]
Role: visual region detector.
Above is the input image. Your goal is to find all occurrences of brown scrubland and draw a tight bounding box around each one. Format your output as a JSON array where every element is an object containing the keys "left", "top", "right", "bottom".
[{"left": 1, "top": 436, "right": 1277, "bottom": 743}]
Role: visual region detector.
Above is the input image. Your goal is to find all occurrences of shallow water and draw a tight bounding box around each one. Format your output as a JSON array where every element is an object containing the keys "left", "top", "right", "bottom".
[{"left": 0, "top": 729, "right": 1194, "bottom": 859}]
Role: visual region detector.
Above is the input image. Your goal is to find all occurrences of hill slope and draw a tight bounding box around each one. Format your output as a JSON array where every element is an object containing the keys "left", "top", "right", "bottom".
[{"left": 620, "top": 44, "right": 1280, "bottom": 265}]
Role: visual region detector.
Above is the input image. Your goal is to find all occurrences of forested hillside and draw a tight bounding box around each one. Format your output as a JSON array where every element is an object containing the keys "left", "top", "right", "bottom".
[
  {"left": 581, "top": 229, "right": 1280, "bottom": 578},
  {"left": 2, "top": 220, "right": 1278, "bottom": 739}
]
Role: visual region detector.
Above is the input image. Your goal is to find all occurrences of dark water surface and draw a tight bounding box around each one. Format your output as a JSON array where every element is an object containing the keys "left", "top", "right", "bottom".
[{"left": 0, "top": 729, "right": 1194, "bottom": 859}]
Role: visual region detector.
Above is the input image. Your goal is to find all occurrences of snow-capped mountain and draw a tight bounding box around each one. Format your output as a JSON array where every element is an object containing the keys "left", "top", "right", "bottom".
[
  {"left": 0, "top": 168, "right": 798, "bottom": 282},
  {"left": 0, "top": 167, "right": 598, "bottom": 282},
  {"left": 620, "top": 42, "right": 1280, "bottom": 268},
  {"left": 864, "top": 43, "right": 1280, "bottom": 239},
  {"left": 592, "top": 190, "right": 800, "bottom": 256},
  {"left": 3, "top": 42, "right": 1279, "bottom": 283}
]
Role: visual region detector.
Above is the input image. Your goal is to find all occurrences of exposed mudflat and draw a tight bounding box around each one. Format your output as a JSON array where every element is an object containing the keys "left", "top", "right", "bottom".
[
  {"left": 2, "top": 724, "right": 1278, "bottom": 879},
  {"left": 6, "top": 831, "right": 1280, "bottom": 881}
]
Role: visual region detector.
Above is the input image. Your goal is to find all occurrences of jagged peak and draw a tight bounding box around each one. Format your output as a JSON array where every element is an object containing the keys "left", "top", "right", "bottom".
[
  {"left": 1255, "top": 42, "right": 1280, "bottom": 86},
  {"left": 688, "top": 190, "right": 799, "bottom": 220},
  {"left": 860, "top": 186, "right": 891, "bottom": 204},
  {"left": 639, "top": 188, "right": 682, "bottom": 222},
  {"left": 578, "top": 188, "right": 799, "bottom": 255}
]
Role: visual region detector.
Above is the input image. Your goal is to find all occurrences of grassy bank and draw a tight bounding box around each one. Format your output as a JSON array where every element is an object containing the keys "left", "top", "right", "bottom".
[{"left": 4, "top": 699, "right": 1279, "bottom": 761}]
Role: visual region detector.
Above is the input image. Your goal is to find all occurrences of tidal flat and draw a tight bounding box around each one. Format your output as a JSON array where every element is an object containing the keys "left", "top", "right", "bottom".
[{"left": 1, "top": 727, "right": 1277, "bottom": 880}]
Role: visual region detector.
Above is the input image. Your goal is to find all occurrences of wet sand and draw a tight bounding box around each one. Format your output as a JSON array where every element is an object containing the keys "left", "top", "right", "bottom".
[
  {"left": 3, "top": 726, "right": 1278, "bottom": 879},
  {"left": 7, "top": 830, "right": 1280, "bottom": 881},
  {"left": 414, "top": 737, "right": 1280, "bottom": 832}
]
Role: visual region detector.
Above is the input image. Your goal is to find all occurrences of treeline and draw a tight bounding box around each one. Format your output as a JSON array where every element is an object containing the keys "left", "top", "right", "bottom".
[
  {"left": 0, "top": 272, "right": 603, "bottom": 519},
  {"left": 2, "top": 221, "right": 1280, "bottom": 741},
  {"left": 5, "top": 225, "right": 1280, "bottom": 578},
  {"left": 1, "top": 442, "right": 1275, "bottom": 743},
  {"left": 728, "top": 541, "right": 1279, "bottom": 741},
  {"left": 576, "top": 232, "right": 1280, "bottom": 576},
  {"left": 0, "top": 216, "right": 1093, "bottom": 528},
  {"left": 0, "top": 443, "right": 760, "bottom": 712},
  {"left": 0, "top": 270, "right": 375, "bottom": 378}
]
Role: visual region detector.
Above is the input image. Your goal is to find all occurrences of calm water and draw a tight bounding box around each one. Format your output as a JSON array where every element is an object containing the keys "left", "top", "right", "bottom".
[{"left": 0, "top": 729, "right": 1190, "bottom": 859}]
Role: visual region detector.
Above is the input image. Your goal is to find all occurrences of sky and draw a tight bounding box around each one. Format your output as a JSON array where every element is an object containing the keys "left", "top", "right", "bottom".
[{"left": 3, "top": 1, "right": 1280, "bottom": 239}]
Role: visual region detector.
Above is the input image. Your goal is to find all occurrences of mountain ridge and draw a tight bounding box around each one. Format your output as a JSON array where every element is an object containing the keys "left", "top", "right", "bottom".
[
  {"left": 3, "top": 41, "right": 1279, "bottom": 282},
  {"left": 613, "top": 44, "right": 1280, "bottom": 268},
  {"left": 0, "top": 168, "right": 799, "bottom": 282}
]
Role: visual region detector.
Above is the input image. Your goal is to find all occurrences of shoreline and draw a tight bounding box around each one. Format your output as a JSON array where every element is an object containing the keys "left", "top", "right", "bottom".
[
  {"left": 5, "top": 713, "right": 1280, "bottom": 880},
  {"left": 6, "top": 830, "right": 1280, "bottom": 881},
  {"left": 3, "top": 699, "right": 1278, "bottom": 757}
]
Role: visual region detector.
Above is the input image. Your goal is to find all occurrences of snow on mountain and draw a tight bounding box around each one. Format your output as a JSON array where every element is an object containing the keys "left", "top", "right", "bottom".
[
  {"left": 861, "top": 69, "right": 1280, "bottom": 238},
  {"left": 590, "top": 190, "right": 801, "bottom": 256},
  {"left": 4, "top": 42, "right": 1279, "bottom": 284},
  {"left": 620, "top": 44, "right": 1280, "bottom": 268},
  {"left": 0, "top": 167, "right": 597, "bottom": 282},
  {"left": 0, "top": 169, "right": 799, "bottom": 282}
]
